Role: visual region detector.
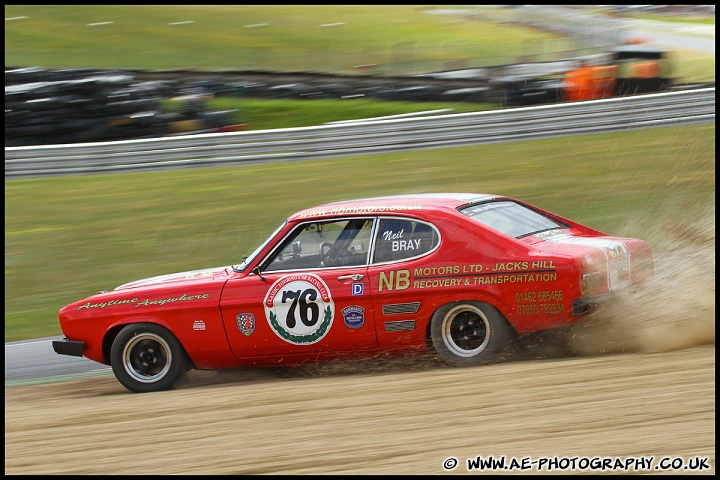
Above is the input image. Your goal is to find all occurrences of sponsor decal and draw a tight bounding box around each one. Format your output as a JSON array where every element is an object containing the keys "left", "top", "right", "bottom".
[
  {"left": 193, "top": 320, "right": 206, "bottom": 331},
  {"left": 77, "top": 297, "right": 140, "bottom": 310},
  {"left": 352, "top": 282, "right": 364, "bottom": 296},
  {"left": 342, "top": 305, "right": 365, "bottom": 329},
  {"left": 134, "top": 293, "right": 211, "bottom": 307},
  {"left": 544, "top": 236, "right": 631, "bottom": 290},
  {"left": 263, "top": 273, "right": 334, "bottom": 345},
  {"left": 377, "top": 264, "right": 559, "bottom": 292},
  {"left": 298, "top": 204, "right": 423, "bottom": 218},
  {"left": 76, "top": 293, "right": 211, "bottom": 310},
  {"left": 236, "top": 313, "right": 255, "bottom": 336},
  {"left": 117, "top": 268, "right": 226, "bottom": 288},
  {"left": 533, "top": 229, "right": 573, "bottom": 241},
  {"left": 184, "top": 271, "right": 215, "bottom": 279},
  {"left": 514, "top": 290, "right": 566, "bottom": 316},
  {"left": 491, "top": 261, "right": 555, "bottom": 271}
]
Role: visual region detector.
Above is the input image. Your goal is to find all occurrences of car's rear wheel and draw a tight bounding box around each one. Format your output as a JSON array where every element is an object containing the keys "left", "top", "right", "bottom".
[
  {"left": 430, "top": 301, "right": 512, "bottom": 367},
  {"left": 110, "top": 323, "right": 188, "bottom": 393}
]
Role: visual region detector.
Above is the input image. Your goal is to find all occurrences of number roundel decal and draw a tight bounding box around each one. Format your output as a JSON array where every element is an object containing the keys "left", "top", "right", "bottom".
[{"left": 264, "top": 274, "right": 335, "bottom": 345}]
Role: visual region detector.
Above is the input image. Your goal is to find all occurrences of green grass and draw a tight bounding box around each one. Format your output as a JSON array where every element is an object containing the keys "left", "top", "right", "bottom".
[
  {"left": 174, "top": 97, "right": 495, "bottom": 131},
  {"left": 670, "top": 50, "right": 716, "bottom": 84},
  {"left": 4, "top": 125, "right": 715, "bottom": 341},
  {"left": 4, "top": 5, "right": 714, "bottom": 81},
  {"left": 4, "top": 5, "right": 572, "bottom": 73}
]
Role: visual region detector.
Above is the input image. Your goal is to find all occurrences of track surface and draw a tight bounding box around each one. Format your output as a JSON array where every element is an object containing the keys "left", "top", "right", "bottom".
[{"left": 4, "top": 344, "right": 714, "bottom": 475}]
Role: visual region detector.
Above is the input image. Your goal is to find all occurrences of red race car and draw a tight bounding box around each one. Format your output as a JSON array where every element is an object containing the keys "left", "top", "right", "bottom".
[{"left": 53, "top": 193, "right": 654, "bottom": 393}]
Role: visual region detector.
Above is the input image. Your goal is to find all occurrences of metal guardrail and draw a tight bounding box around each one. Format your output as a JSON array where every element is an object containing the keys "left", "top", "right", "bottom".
[{"left": 5, "top": 88, "right": 715, "bottom": 178}]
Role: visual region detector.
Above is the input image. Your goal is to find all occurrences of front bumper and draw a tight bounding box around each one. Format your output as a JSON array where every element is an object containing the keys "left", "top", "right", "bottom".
[{"left": 52, "top": 337, "right": 85, "bottom": 357}]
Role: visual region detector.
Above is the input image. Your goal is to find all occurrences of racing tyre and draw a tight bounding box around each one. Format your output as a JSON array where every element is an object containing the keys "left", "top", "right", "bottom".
[
  {"left": 430, "top": 301, "right": 512, "bottom": 367},
  {"left": 110, "top": 323, "right": 189, "bottom": 393}
]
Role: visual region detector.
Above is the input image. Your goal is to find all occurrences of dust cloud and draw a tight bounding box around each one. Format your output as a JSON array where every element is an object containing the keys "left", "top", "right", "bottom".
[{"left": 568, "top": 205, "right": 715, "bottom": 355}]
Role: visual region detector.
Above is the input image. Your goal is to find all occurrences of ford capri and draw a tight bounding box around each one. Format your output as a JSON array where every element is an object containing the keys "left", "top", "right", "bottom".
[{"left": 53, "top": 193, "right": 654, "bottom": 392}]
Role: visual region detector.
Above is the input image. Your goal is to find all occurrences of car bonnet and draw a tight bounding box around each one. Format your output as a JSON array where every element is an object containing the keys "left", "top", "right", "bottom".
[{"left": 114, "top": 266, "right": 232, "bottom": 290}]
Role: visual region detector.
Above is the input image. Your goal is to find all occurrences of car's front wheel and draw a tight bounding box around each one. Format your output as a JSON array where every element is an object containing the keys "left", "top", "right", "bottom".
[
  {"left": 110, "top": 323, "right": 188, "bottom": 393},
  {"left": 430, "top": 301, "right": 512, "bottom": 367}
]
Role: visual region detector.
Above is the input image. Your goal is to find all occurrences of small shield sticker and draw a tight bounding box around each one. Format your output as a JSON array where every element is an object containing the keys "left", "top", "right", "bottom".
[
  {"left": 237, "top": 313, "right": 255, "bottom": 336},
  {"left": 342, "top": 305, "right": 365, "bottom": 330}
]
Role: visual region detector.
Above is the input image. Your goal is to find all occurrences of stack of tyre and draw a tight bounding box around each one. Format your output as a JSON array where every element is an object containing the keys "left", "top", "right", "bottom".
[{"left": 5, "top": 67, "right": 175, "bottom": 147}]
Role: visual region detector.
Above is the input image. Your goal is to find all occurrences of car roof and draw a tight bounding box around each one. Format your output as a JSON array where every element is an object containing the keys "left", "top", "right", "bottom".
[{"left": 289, "top": 193, "right": 502, "bottom": 221}]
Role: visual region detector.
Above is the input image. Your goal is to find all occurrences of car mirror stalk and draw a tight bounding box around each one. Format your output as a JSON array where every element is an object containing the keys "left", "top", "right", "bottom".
[{"left": 252, "top": 266, "right": 267, "bottom": 281}]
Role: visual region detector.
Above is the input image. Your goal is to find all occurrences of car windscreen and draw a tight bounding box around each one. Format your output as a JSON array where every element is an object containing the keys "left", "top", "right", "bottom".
[
  {"left": 459, "top": 200, "right": 566, "bottom": 238},
  {"left": 233, "top": 220, "right": 287, "bottom": 272}
]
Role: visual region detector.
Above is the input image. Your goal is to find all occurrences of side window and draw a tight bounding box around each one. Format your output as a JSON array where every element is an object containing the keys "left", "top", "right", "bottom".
[
  {"left": 410, "top": 221, "right": 438, "bottom": 255},
  {"left": 373, "top": 218, "right": 438, "bottom": 263},
  {"left": 264, "top": 218, "right": 373, "bottom": 271}
]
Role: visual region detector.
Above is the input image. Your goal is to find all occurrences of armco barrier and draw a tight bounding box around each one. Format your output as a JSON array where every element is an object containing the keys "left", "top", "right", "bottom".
[{"left": 5, "top": 88, "right": 715, "bottom": 178}]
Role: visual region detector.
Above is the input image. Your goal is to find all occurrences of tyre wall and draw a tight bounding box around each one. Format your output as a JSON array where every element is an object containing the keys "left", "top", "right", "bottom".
[{"left": 5, "top": 67, "right": 180, "bottom": 147}]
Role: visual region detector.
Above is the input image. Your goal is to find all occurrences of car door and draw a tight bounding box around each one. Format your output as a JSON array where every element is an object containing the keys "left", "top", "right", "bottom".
[
  {"left": 220, "top": 217, "right": 378, "bottom": 359},
  {"left": 366, "top": 216, "right": 441, "bottom": 345}
]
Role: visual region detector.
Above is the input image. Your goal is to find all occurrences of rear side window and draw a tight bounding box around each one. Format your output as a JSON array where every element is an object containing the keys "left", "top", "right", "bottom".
[
  {"left": 373, "top": 218, "right": 439, "bottom": 263},
  {"left": 460, "top": 200, "right": 566, "bottom": 238}
]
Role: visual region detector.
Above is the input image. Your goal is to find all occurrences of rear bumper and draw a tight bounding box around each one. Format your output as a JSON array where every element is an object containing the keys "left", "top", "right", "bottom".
[
  {"left": 52, "top": 337, "right": 85, "bottom": 357},
  {"left": 572, "top": 292, "right": 615, "bottom": 316}
]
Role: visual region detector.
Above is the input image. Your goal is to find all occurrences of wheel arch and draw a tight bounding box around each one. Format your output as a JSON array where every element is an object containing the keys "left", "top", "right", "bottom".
[
  {"left": 424, "top": 297, "right": 518, "bottom": 349},
  {"left": 102, "top": 317, "right": 195, "bottom": 369}
]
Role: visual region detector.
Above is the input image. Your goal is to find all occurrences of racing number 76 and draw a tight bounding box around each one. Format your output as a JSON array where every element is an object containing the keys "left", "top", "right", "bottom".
[{"left": 281, "top": 289, "right": 319, "bottom": 328}]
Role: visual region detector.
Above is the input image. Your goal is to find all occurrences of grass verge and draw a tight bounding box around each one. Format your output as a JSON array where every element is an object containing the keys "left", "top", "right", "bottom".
[{"left": 4, "top": 125, "right": 715, "bottom": 341}]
